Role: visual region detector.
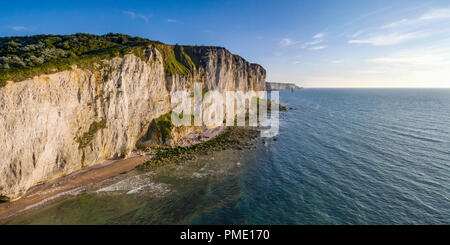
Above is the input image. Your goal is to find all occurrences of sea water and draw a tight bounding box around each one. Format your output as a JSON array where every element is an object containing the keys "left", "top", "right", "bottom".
[{"left": 5, "top": 89, "right": 450, "bottom": 225}]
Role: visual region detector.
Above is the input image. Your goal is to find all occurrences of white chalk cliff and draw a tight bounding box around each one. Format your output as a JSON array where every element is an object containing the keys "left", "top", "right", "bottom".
[{"left": 0, "top": 45, "right": 265, "bottom": 200}]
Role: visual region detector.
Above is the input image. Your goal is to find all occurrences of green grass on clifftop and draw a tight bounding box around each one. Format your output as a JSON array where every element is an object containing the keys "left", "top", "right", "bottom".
[
  {"left": 156, "top": 44, "right": 197, "bottom": 76},
  {"left": 0, "top": 33, "right": 254, "bottom": 87},
  {"left": 0, "top": 33, "right": 164, "bottom": 86}
]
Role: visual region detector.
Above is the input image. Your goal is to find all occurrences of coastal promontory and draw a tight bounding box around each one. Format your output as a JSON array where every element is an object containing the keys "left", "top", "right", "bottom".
[{"left": 0, "top": 33, "right": 266, "bottom": 201}]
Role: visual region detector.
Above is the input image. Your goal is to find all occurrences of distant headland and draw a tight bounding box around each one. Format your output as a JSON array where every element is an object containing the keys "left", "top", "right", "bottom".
[{"left": 266, "top": 82, "right": 302, "bottom": 91}]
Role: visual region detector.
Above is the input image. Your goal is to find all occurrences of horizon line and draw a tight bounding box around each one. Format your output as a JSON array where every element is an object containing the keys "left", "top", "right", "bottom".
[{"left": 301, "top": 87, "right": 450, "bottom": 89}]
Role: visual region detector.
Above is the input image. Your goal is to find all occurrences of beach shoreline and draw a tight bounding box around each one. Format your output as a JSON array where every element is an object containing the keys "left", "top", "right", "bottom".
[
  {"left": 0, "top": 126, "right": 258, "bottom": 223},
  {"left": 0, "top": 154, "right": 152, "bottom": 222}
]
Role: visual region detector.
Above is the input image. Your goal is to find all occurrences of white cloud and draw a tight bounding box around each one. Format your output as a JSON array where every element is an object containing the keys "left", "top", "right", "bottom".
[
  {"left": 381, "top": 18, "right": 409, "bottom": 29},
  {"left": 367, "top": 48, "right": 450, "bottom": 66},
  {"left": 348, "top": 31, "right": 429, "bottom": 46},
  {"left": 420, "top": 8, "right": 450, "bottom": 20},
  {"left": 8, "top": 25, "right": 28, "bottom": 31},
  {"left": 313, "top": 33, "right": 326, "bottom": 39},
  {"left": 302, "top": 67, "right": 450, "bottom": 88},
  {"left": 309, "top": 45, "right": 327, "bottom": 50},
  {"left": 359, "top": 47, "right": 450, "bottom": 87},
  {"left": 280, "top": 38, "right": 294, "bottom": 47},
  {"left": 379, "top": 9, "right": 450, "bottom": 30},
  {"left": 349, "top": 8, "right": 450, "bottom": 46},
  {"left": 350, "top": 30, "right": 366, "bottom": 38},
  {"left": 123, "top": 11, "right": 150, "bottom": 23},
  {"left": 301, "top": 33, "right": 327, "bottom": 50},
  {"left": 167, "top": 19, "right": 177, "bottom": 23},
  {"left": 301, "top": 38, "right": 323, "bottom": 48},
  {"left": 332, "top": 59, "right": 344, "bottom": 64}
]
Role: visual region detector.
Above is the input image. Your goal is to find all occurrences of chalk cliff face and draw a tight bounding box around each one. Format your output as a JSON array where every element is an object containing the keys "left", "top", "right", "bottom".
[{"left": 0, "top": 45, "right": 265, "bottom": 200}]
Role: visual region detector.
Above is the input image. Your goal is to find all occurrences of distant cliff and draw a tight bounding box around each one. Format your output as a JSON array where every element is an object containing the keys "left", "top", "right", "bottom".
[
  {"left": 0, "top": 34, "right": 266, "bottom": 200},
  {"left": 266, "top": 82, "right": 301, "bottom": 91}
]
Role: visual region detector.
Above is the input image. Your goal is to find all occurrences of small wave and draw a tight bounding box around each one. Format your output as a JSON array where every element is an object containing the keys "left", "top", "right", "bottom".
[
  {"left": 372, "top": 123, "right": 446, "bottom": 144},
  {"left": 96, "top": 172, "right": 170, "bottom": 197},
  {"left": 126, "top": 183, "right": 171, "bottom": 197},
  {"left": 390, "top": 129, "right": 445, "bottom": 143},
  {"left": 15, "top": 187, "right": 84, "bottom": 218},
  {"left": 192, "top": 172, "right": 208, "bottom": 178}
]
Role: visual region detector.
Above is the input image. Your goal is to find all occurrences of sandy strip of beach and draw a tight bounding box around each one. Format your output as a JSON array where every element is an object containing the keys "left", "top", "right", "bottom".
[
  {"left": 0, "top": 126, "right": 227, "bottom": 222},
  {"left": 0, "top": 155, "right": 152, "bottom": 222}
]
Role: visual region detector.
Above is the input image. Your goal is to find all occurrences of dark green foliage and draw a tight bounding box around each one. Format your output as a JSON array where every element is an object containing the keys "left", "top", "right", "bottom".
[
  {"left": 0, "top": 33, "right": 162, "bottom": 86},
  {"left": 181, "top": 46, "right": 205, "bottom": 69},
  {"left": 146, "top": 112, "right": 174, "bottom": 144},
  {"left": 156, "top": 44, "right": 197, "bottom": 76},
  {"left": 75, "top": 119, "right": 107, "bottom": 149},
  {"left": 141, "top": 127, "right": 259, "bottom": 169},
  {"left": 0, "top": 33, "right": 243, "bottom": 87},
  {"left": 202, "top": 88, "right": 208, "bottom": 97},
  {"left": 140, "top": 112, "right": 194, "bottom": 147}
]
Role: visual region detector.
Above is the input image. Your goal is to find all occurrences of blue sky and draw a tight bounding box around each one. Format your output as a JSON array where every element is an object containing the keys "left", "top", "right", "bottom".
[{"left": 1, "top": 0, "right": 450, "bottom": 87}]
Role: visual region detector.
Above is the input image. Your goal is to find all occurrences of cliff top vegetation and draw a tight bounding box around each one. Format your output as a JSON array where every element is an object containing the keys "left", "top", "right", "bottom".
[
  {"left": 0, "top": 33, "right": 234, "bottom": 87},
  {"left": 0, "top": 33, "right": 162, "bottom": 86}
]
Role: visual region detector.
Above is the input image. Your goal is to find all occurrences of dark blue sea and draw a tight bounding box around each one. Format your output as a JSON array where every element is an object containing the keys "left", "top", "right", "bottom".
[
  {"left": 5, "top": 89, "right": 450, "bottom": 225},
  {"left": 190, "top": 89, "right": 450, "bottom": 225}
]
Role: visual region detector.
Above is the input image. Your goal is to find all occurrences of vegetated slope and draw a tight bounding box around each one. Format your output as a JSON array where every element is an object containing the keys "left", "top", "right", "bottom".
[{"left": 0, "top": 33, "right": 233, "bottom": 86}]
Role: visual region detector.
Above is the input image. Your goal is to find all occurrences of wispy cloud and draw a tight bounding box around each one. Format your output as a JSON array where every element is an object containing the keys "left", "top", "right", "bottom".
[
  {"left": 280, "top": 38, "right": 295, "bottom": 47},
  {"left": 123, "top": 10, "right": 150, "bottom": 23},
  {"left": 349, "top": 8, "right": 450, "bottom": 46},
  {"left": 301, "top": 39, "right": 323, "bottom": 48},
  {"left": 356, "top": 45, "right": 450, "bottom": 87},
  {"left": 349, "top": 30, "right": 366, "bottom": 38},
  {"left": 349, "top": 31, "right": 429, "bottom": 46},
  {"left": 380, "top": 8, "right": 450, "bottom": 29},
  {"left": 301, "top": 33, "right": 327, "bottom": 50},
  {"left": 313, "top": 33, "right": 326, "bottom": 39},
  {"left": 420, "top": 8, "right": 450, "bottom": 20},
  {"left": 280, "top": 33, "right": 327, "bottom": 50},
  {"left": 367, "top": 47, "right": 450, "bottom": 66},
  {"left": 381, "top": 18, "right": 409, "bottom": 29},
  {"left": 167, "top": 19, "right": 177, "bottom": 23},
  {"left": 308, "top": 45, "right": 327, "bottom": 50},
  {"left": 8, "top": 25, "right": 28, "bottom": 31}
]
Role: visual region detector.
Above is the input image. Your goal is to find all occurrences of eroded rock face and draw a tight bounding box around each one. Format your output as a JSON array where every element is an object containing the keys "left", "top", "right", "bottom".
[{"left": 0, "top": 45, "right": 265, "bottom": 200}]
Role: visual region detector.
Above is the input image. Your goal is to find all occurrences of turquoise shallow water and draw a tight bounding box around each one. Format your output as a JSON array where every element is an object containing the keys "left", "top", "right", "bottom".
[{"left": 5, "top": 89, "right": 450, "bottom": 224}]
